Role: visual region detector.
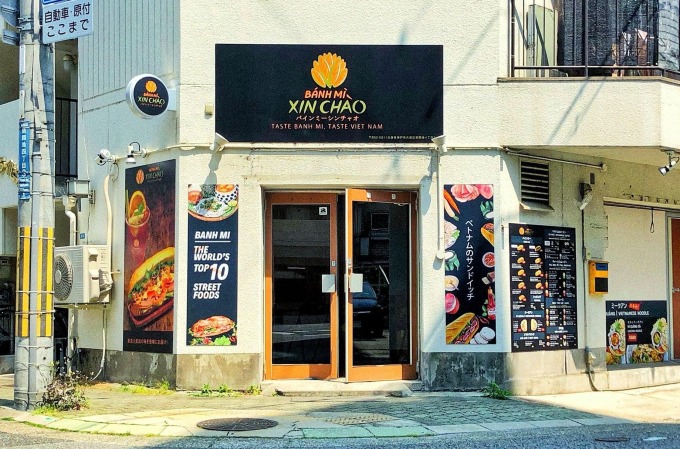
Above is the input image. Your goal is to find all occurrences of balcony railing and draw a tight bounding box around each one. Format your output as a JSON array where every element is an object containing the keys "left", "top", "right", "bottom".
[{"left": 510, "top": 0, "right": 680, "bottom": 79}]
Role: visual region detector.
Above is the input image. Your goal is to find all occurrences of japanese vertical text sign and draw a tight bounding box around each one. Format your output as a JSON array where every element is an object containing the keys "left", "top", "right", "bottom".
[
  {"left": 186, "top": 184, "right": 239, "bottom": 346},
  {"left": 17, "top": 120, "right": 30, "bottom": 200},
  {"left": 42, "top": 0, "right": 93, "bottom": 44},
  {"left": 443, "top": 185, "right": 496, "bottom": 345},
  {"left": 123, "top": 161, "right": 176, "bottom": 353}
]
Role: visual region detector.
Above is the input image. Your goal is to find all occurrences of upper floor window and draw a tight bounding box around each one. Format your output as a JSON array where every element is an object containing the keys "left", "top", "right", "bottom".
[{"left": 510, "top": 0, "right": 680, "bottom": 78}]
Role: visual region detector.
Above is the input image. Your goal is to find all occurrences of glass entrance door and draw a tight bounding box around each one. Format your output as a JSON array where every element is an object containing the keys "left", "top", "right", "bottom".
[
  {"left": 265, "top": 193, "right": 338, "bottom": 380},
  {"left": 345, "top": 189, "right": 417, "bottom": 381},
  {"left": 264, "top": 190, "right": 417, "bottom": 381}
]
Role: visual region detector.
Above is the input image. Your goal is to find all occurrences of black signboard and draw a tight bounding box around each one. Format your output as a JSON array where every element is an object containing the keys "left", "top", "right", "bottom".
[
  {"left": 605, "top": 300, "right": 669, "bottom": 365},
  {"left": 215, "top": 44, "right": 443, "bottom": 143},
  {"left": 186, "top": 184, "right": 239, "bottom": 346},
  {"left": 123, "top": 161, "right": 176, "bottom": 353},
  {"left": 126, "top": 74, "right": 169, "bottom": 118},
  {"left": 443, "top": 185, "right": 496, "bottom": 345},
  {"left": 510, "top": 224, "right": 577, "bottom": 352}
]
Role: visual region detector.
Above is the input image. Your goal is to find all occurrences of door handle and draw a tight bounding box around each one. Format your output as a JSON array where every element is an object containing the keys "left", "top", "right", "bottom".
[
  {"left": 321, "top": 274, "right": 336, "bottom": 293},
  {"left": 348, "top": 272, "right": 363, "bottom": 293},
  {"left": 673, "top": 287, "right": 680, "bottom": 293}
]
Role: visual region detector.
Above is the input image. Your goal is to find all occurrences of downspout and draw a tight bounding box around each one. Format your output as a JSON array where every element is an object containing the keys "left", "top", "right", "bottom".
[
  {"left": 62, "top": 196, "right": 77, "bottom": 246},
  {"left": 62, "top": 195, "right": 77, "bottom": 372},
  {"left": 92, "top": 173, "right": 113, "bottom": 380},
  {"left": 105, "top": 173, "right": 112, "bottom": 250}
]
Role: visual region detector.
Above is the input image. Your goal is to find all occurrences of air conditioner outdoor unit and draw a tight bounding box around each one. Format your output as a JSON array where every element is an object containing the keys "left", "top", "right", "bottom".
[{"left": 54, "top": 245, "right": 112, "bottom": 305}]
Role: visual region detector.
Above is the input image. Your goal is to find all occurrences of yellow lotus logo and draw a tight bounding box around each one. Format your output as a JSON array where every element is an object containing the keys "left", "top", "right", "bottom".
[
  {"left": 311, "top": 53, "right": 348, "bottom": 88},
  {"left": 145, "top": 80, "right": 157, "bottom": 93}
]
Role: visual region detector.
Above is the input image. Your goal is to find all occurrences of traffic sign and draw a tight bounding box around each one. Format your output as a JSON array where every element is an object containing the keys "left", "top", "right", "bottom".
[
  {"left": 41, "top": 0, "right": 93, "bottom": 44},
  {"left": 1, "top": 0, "right": 18, "bottom": 28}
]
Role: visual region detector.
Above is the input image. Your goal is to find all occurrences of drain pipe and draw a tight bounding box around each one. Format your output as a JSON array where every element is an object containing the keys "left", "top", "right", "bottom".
[
  {"left": 433, "top": 143, "right": 447, "bottom": 260},
  {"left": 62, "top": 196, "right": 77, "bottom": 246},
  {"left": 92, "top": 174, "right": 113, "bottom": 380},
  {"left": 581, "top": 205, "right": 600, "bottom": 391},
  {"left": 62, "top": 196, "right": 77, "bottom": 372}
]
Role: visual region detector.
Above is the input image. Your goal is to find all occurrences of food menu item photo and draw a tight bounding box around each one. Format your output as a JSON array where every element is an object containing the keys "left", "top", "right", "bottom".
[
  {"left": 126, "top": 247, "right": 175, "bottom": 329},
  {"left": 606, "top": 318, "right": 625, "bottom": 365},
  {"left": 188, "top": 184, "right": 239, "bottom": 221},
  {"left": 189, "top": 315, "right": 237, "bottom": 346},
  {"left": 446, "top": 313, "right": 479, "bottom": 344}
]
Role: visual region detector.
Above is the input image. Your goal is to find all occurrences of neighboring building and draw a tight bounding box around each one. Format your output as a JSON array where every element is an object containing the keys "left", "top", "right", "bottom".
[{"left": 0, "top": 0, "right": 679, "bottom": 395}]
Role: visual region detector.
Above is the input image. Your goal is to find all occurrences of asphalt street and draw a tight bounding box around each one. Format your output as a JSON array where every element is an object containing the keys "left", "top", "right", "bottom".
[{"left": 1, "top": 420, "right": 679, "bottom": 449}]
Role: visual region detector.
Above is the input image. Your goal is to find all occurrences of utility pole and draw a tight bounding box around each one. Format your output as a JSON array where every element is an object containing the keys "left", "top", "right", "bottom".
[{"left": 14, "top": 0, "right": 55, "bottom": 410}]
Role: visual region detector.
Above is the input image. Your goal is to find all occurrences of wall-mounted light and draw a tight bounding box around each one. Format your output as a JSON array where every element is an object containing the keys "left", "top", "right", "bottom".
[
  {"left": 62, "top": 54, "right": 78, "bottom": 71},
  {"left": 659, "top": 150, "right": 679, "bottom": 176},
  {"left": 432, "top": 135, "right": 447, "bottom": 153},
  {"left": 125, "top": 142, "right": 148, "bottom": 164},
  {"left": 210, "top": 133, "right": 229, "bottom": 152}
]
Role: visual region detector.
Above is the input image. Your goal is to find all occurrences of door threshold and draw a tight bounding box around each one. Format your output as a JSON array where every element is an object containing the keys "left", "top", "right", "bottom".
[{"left": 261, "top": 379, "right": 423, "bottom": 397}]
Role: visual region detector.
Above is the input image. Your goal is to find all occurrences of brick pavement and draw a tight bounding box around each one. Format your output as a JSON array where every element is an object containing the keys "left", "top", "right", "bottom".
[{"left": 0, "top": 375, "right": 633, "bottom": 439}]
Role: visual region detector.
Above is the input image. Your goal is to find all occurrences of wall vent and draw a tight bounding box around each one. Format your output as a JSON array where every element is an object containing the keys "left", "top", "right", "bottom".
[{"left": 520, "top": 160, "right": 552, "bottom": 210}]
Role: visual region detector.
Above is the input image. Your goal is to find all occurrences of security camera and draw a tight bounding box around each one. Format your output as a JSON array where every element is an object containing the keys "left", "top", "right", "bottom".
[
  {"left": 579, "top": 190, "right": 593, "bottom": 210},
  {"left": 210, "top": 133, "right": 229, "bottom": 152},
  {"left": 578, "top": 183, "right": 593, "bottom": 210},
  {"left": 96, "top": 149, "right": 112, "bottom": 165},
  {"left": 431, "top": 135, "right": 447, "bottom": 152}
]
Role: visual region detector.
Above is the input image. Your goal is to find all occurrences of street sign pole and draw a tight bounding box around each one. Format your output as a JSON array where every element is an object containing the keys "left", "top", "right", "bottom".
[{"left": 14, "top": 0, "right": 55, "bottom": 411}]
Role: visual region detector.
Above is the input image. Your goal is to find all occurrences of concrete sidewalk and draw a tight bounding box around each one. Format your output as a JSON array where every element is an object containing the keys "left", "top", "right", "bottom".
[{"left": 0, "top": 375, "right": 676, "bottom": 439}]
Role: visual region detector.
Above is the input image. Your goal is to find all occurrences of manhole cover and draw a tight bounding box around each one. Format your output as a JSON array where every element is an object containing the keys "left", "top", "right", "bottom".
[{"left": 196, "top": 418, "right": 278, "bottom": 432}]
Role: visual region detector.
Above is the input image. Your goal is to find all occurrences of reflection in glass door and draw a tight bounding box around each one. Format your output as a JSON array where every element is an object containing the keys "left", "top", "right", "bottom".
[
  {"left": 346, "top": 189, "right": 417, "bottom": 381},
  {"left": 265, "top": 193, "right": 338, "bottom": 380}
]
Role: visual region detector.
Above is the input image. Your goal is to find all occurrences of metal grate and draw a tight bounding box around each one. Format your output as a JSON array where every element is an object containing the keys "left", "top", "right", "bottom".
[
  {"left": 520, "top": 160, "right": 550, "bottom": 207},
  {"left": 321, "top": 414, "right": 393, "bottom": 425},
  {"left": 196, "top": 418, "right": 278, "bottom": 432}
]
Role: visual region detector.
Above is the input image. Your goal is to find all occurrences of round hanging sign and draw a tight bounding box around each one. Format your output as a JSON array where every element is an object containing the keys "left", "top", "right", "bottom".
[{"left": 126, "top": 74, "right": 169, "bottom": 119}]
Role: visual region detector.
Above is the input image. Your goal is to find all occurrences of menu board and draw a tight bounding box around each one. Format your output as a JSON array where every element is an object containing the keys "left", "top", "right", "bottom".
[
  {"left": 605, "top": 301, "right": 669, "bottom": 365},
  {"left": 510, "top": 224, "right": 577, "bottom": 352}
]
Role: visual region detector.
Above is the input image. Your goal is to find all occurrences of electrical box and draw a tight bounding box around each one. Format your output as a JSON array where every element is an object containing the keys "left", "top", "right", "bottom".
[{"left": 589, "top": 260, "right": 609, "bottom": 295}]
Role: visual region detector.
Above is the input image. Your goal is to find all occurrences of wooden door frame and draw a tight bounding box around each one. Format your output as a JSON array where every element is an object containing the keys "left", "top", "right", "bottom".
[
  {"left": 345, "top": 189, "right": 418, "bottom": 382},
  {"left": 671, "top": 217, "right": 680, "bottom": 359},
  {"left": 264, "top": 192, "right": 339, "bottom": 380}
]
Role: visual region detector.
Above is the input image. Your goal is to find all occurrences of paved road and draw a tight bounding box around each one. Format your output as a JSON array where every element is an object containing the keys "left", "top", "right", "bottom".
[{"left": 1, "top": 420, "right": 679, "bottom": 449}]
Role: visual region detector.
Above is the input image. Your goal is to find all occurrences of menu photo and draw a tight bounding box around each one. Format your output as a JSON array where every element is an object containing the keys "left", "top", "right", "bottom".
[
  {"left": 606, "top": 301, "right": 669, "bottom": 365},
  {"left": 123, "top": 160, "right": 176, "bottom": 353},
  {"left": 443, "top": 184, "right": 496, "bottom": 345},
  {"left": 186, "top": 184, "right": 239, "bottom": 346}
]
